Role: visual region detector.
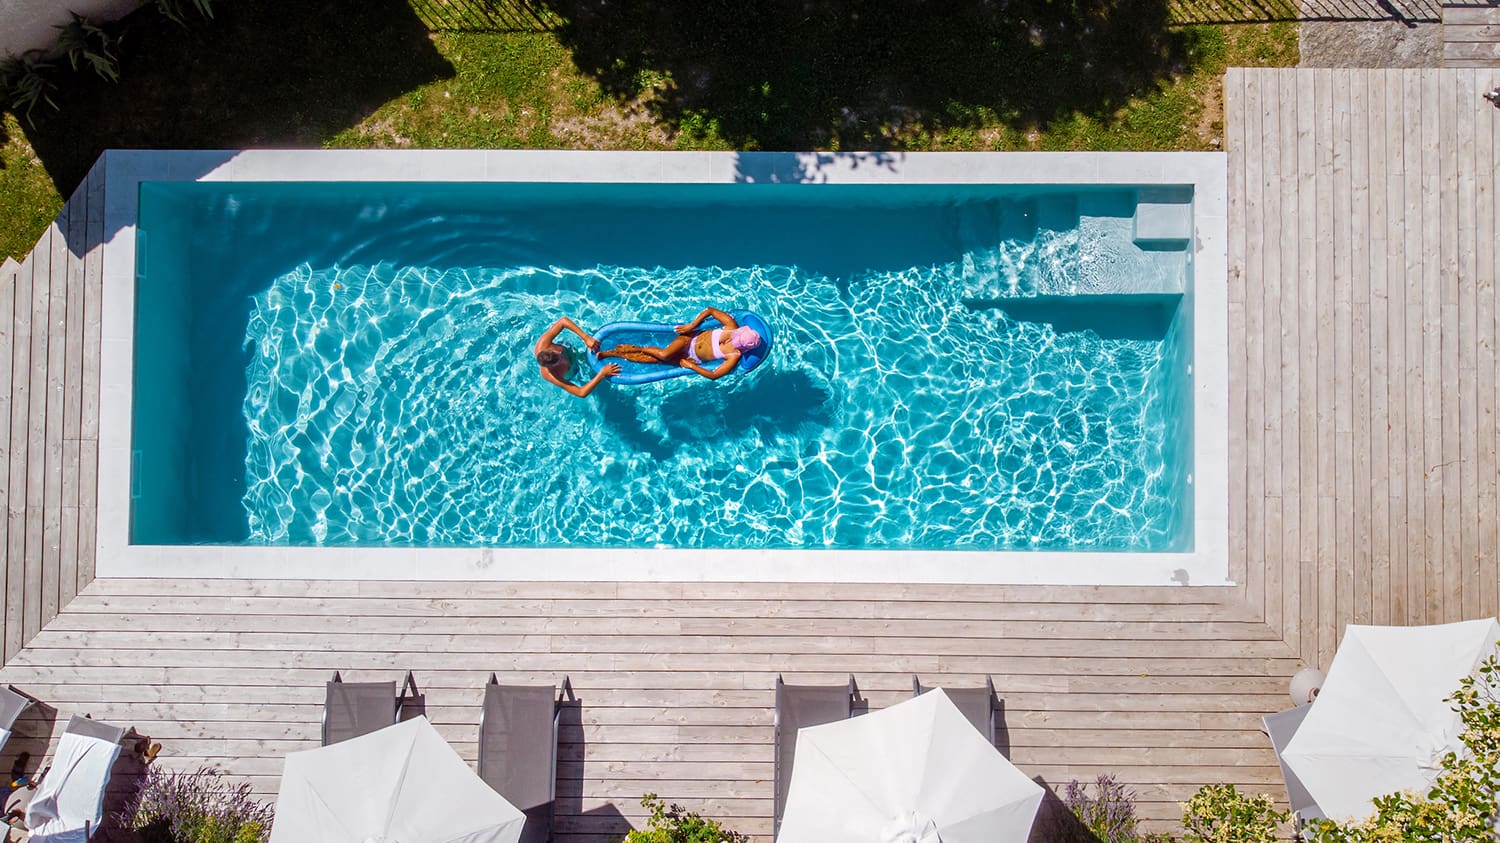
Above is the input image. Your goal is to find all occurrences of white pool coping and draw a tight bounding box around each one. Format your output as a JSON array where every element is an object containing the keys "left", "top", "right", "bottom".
[{"left": 95, "top": 150, "right": 1229, "bottom": 585}]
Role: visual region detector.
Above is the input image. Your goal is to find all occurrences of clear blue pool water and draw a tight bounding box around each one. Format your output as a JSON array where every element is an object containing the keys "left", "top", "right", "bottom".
[{"left": 133, "top": 182, "right": 1194, "bottom": 551}]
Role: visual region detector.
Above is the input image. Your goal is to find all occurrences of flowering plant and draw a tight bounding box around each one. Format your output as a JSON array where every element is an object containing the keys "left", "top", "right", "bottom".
[
  {"left": 621, "top": 793, "right": 747, "bottom": 843},
  {"left": 116, "top": 766, "right": 274, "bottom": 843},
  {"left": 1062, "top": 774, "right": 1172, "bottom": 843},
  {"left": 1181, "top": 783, "right": 1287, "bottom": 843}
]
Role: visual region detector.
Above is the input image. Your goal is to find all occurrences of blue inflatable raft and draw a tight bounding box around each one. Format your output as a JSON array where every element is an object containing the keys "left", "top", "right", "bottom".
[{"left": 586, "top": 311, "right": 773, "bottom": 386}]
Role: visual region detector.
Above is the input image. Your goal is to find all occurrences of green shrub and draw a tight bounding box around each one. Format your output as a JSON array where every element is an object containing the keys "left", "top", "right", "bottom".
[
  {"left": 1181, "top": 784, "right": 1287, "bottom": 843},
  {"left": 153, "top": 0, "right": 215, "bottom": 27},
  {"left": 0, "top": 52, "right": 59, "bottom": 125},
  {"left": 622, "top": 794, "right": 747, "bottom": 843},
  {"left": 54, "top": 12, "right": 119, "bottom": 82}
]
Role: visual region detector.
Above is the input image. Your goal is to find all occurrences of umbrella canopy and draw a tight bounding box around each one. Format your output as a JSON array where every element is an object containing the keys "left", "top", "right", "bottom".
[
  {"left": 777, "top": 688, "right": 1042, "bottom": 843},
  {"left": 1281, "top": 618, "right": 1500, "bottom": 821},
  {"left": 269, "top": 716, "right": 526, "bottom": 843}
]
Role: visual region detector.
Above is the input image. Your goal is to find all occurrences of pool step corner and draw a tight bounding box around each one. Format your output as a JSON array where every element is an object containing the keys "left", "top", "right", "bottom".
[{"left": 1132, "top": 186, "right": 1193, "bottom": 247}]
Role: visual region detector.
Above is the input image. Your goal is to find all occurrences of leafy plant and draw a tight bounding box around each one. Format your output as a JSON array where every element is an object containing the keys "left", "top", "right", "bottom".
[
  {"left": 622, "top": 794, "right": 748, "bottom": 843},
  {"left": 1062, "top": 774, "right": 1173, "bottom": 843},
  {"left": 116, "top": 766, "right": 273, "bottom": 843},
  {"left": 1181, "top": 784, "right": 1287, "bottom": 843},
  {"left": 154, "top": 0, "right": 215, "bottom": 27},
  {"left": 0, "top": 51, "right": 59, "bottom": 125},
  {"left": 1302, "top": 653, "right": 1500, "bottom": 843},
  {"left": 54, "top": 12, "right": 119, "bottom": 83}
]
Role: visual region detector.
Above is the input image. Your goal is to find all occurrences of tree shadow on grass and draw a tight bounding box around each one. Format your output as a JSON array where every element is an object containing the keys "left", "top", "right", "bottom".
[
  {"left": 18, "top": 0, "right": 455, "bottom": 196},
  {"left": 537, "top": 0, "right": 1197, "bottom": 150}
]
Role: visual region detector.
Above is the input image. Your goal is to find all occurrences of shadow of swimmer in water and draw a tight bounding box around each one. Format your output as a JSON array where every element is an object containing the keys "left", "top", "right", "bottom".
[{"left": 595, "top": 368, "right": 836, "bottom": 458}]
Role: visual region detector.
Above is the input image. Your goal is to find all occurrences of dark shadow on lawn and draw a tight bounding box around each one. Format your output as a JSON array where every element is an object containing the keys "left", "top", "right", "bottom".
[
  {"left": 19, "top": 0, "right": 454, "bottom": 197},
  {"left": 537, "top": 0, "right": 1196, "bottom": 151}
]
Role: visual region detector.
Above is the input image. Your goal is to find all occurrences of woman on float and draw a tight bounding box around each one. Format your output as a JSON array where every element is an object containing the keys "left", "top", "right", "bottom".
[{"left": 596, "top": 307, "right": 762, "bottom": 381}]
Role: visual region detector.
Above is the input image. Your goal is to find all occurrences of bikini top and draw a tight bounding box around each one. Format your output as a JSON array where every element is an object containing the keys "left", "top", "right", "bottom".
[{"left": 689, "top": 329, "right": 728, "bottom": 363}]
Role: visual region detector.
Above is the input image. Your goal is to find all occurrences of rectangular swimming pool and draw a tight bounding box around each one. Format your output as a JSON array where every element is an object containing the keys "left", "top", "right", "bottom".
[{"left": 97, "top": 151, "right": 1228, "bottom": 584}]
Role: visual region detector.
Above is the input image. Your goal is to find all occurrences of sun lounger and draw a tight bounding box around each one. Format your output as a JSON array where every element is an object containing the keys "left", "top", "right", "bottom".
[
  {"left": 24, "top": 715, "right": 126, "bottom": 842},
  {"left": 1263, "top": 705, "right": 1324, "bottom": 820},
  {"left": 913, "top": 676, "right": 997, "bottom": 744},
  {"left": 774, "top": 674, "right": 857, "bottom": 836},
  {"left": 322, "top": 670, "right": 418, "bottom": 746},
  {"left": 478, "top": 675, "right": 571, "bottom": 843},
  {"left": 0, "top": 685, "right": 35, "bottom": 750}
]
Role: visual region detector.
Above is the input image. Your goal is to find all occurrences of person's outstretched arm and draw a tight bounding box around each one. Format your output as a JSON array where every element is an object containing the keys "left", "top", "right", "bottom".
[
  {"left": 541, "top": 363, "right": 620, "bottom": 397},
  {"left": 553, "top": 316, "right": 600, "bottom": 351},
  {"left": 676, "top": 307, "right": 734, "bottom": 334}
]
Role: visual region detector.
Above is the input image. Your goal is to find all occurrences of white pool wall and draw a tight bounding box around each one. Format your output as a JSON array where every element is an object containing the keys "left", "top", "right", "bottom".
[{"left": 96, "top": 150, "right": 1229, "bottom": 585}]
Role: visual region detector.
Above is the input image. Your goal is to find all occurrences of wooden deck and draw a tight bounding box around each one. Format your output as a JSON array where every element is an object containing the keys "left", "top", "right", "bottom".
[
  {"left": 0, "top": 69, "right": 1497, "bottom": 838},
  {"left": 1443, "top": 2, "right": 1500, "bottom": 66}
]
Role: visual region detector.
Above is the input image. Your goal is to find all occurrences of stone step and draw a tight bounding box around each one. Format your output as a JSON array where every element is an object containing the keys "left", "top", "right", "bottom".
[{"left": 1133, "top": 186, "right": 1193, "bottom": 247}]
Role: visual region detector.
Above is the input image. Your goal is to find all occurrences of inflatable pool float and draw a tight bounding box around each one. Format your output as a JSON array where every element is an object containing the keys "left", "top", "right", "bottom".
[{"left": 586, "top": 311, "right": 773, "bottom": 386}]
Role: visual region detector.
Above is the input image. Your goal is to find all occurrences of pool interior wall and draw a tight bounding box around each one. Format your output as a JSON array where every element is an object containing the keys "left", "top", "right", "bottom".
[{"left": 133, "top": 181, "right": 1195, "bottom": 552}]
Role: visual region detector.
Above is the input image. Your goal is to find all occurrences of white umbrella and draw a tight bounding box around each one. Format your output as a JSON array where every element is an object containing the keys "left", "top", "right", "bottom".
[
  {"left": 269, "top": 716, "right": 526, "bottom": 843},
  {"left": 777, "top": 688, "right": 1043, "bottom": 843},
  {"left": 1281, "top": 618, "right": 1500, "bottom": 821}
]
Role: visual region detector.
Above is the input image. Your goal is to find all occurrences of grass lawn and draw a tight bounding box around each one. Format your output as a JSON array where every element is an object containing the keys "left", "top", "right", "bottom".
[{"left": 0, "top": 0, "right": 1297, "bottom": 261}]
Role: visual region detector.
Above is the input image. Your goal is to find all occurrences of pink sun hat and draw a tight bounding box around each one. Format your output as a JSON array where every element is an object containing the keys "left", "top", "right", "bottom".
[{"left": 729, "top": 326, "right": 762, "bottom": 350}]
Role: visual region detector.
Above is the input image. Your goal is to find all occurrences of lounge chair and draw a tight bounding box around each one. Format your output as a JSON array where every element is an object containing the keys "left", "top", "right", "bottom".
[
  {"left": 773, "top": 674, "right": 857, "bottom": 836},
  {"left": 478, "top": 675, "right": 571, "bottom": 843},
  {"left": 913, "top": 676, "right": 997, "bottom": 744},
  {"left": 24, "top": 715, "right": 126, "bottom": 842},
  {"left": 0, "top": 685, "right": 35, "bottom": 750},
  {"left": 322, "top": 670, "right": 418, "bottom": 746},
  {"left": 1263, "top": 705, "right": 1324, "bottom": 820}
]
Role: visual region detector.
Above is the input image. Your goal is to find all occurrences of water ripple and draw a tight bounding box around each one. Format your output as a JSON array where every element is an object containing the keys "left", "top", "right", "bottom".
[{"left": 241, "top": 260, "right": 1183, "bottom": 550}]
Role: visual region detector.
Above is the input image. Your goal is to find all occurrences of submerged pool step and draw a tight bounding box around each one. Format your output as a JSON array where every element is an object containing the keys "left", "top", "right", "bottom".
[{"left": 1133, "top": 186, "right": 1193, "bottom": 247}]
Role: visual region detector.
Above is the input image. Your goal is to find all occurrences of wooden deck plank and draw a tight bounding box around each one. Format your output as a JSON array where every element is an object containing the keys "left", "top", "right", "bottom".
[
  {"left": 1331, "top": 68, "right": 1359, "bottom": 630},
  {"left": 1244, "top": 69, "right": 1268, "bottom": 623},
  {"left": 1437, "top": 70, "right": 1462, "bottom": 623},
  {"left": 42, "top": 192, "right": 70, "bottom": 632},
  {"left": 78, "top": 161, "right": 105, "bottom": 589},
  {"left": 1386, "top": 69, "right": 1410, "bottom": 627},
  {"left": 1456, "top": 70, "right": 1480, "bottom": 622},
  {"left": 5, "top": 247, "right": 33, "bottom": 664},
  {"left": 1297, "top": 68, "right": 1321, "bottom": 652},
  {"left": 1366, "top": 69, "right": 1391, "bottom": 625},
  {"left": 1404, "top": 68, "right": 1428, "bottom": 627},
  {"left": 1315, "top": 69, "right": 1338, "bottom": 667},
  {"left": 1443, "top": 42, "right": 1500, "bottom": 63},
  {"left": 1259, "top": 67, "right": 1282, "bottom": 629},
  {"left": 1279, "top": 67, "right": 1303, "bottom": 647},
  {"left": 1442, "top": 23, "right": 1500, "bottom": 39},
  {"left": 22, "top": 215, "right": 52, "bottom": 648},
  {"left": 1422, "top": 68, "right": 1446, "bottom": 626},
  {"left": 1350, "top": 70, "right": 1372, "bottom": 626},
  {"left": 0, "top": 257, "right": 13, "bottom": 661},
  {"left": 61, "top": 171, "right": 88, "bottom": 609},
  {"left": 1479, "top": 69, "right": 1499, "bottom": 620},
  {"left": 1226, "top": 68, "right": 1250, "bottom": 598},
  {"left": 1443, "top": 5, "right": 1500, "bottom": 24}
]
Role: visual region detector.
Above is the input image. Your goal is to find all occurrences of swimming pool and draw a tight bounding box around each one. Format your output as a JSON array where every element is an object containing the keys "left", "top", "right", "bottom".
[{"left": 97, "top": 151, "right": 1228, "bottom": 584}]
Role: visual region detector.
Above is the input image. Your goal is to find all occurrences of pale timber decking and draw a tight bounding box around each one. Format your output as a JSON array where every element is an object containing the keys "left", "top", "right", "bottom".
[
  {"left": 1443, "top": 2, "right": 1500, "bottom": 67},
  {"left": 0, "top": 68, "right": 1497, "bottom": 838}
]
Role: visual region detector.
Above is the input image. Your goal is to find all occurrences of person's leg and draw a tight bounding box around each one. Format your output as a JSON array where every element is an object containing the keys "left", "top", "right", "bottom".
[
  {"left": 599, "top": 336, "right": 691, "bottom": 363},
  {"left": 597, "top": 344, "right": 665, "bottom": 363}
]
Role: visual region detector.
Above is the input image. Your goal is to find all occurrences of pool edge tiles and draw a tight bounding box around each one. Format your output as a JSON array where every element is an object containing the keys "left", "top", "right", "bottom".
[{"left": 96, "top": 150, "right": 1229, "bottom": 586}]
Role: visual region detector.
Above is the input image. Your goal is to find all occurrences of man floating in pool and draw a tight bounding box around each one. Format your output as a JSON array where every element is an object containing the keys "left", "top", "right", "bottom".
[
  {"left": 535, "top": 316, "right": 620, "bottom": 398},
  {"left": 596, "top": 307, "right": 763, "bottom": 381}
]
